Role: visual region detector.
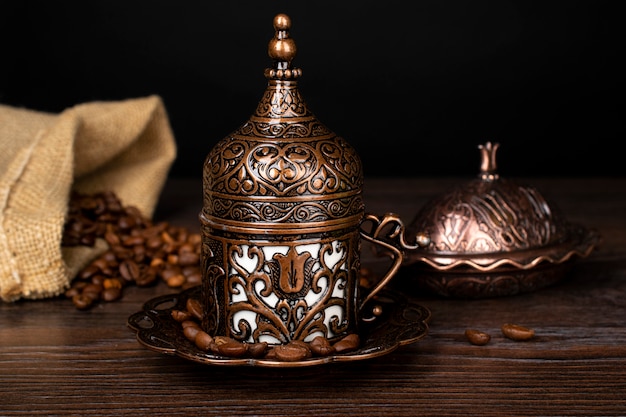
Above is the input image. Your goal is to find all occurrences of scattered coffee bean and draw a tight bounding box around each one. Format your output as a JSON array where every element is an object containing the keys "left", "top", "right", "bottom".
[
  {"left": 465, "top": 329, "right": 491, "bottom": 346},
  {"left": 501, "top": 323, "right": 535, "bottom": 341}
]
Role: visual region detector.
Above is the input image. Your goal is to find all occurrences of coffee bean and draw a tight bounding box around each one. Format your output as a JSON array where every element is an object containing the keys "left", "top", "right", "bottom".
[
  {"left": 135, "top": 269, "right": 158, "bottom": 287},
  {"left": 82, "top": 283, "right": 103, "bottom": 296},
  {"left": 184, "top": 270, "right": 202, "bottom": 286},
  {"left": 64, "top": 287, "right": 80, "bottom": 298},
  {"left": 122, "top": 235, "right": 144, "bottom": 247},
  {"left": 183, "top": 324, "right": 201, "bottom": 342},
  {"left": 160, "top": 265, "right": 182, "bottom": 280},
  {"left": 117, "top": 215, "right": 137, "bottom": 230},
  {"left": 178, "top": 242, "right": 195, "bottom": 254},
  {"left": 185, "top": 298, "right": 203, "bottom": 321},
  {"left": 104, "top": 230, "right": 121, "bottom": 246},
  {"left": 72, "top": 294, "right": 94, "bottom": 310},
  {"left": 333, "top": 333, "right": 360, "bottom": 353},
  {"left": 102, "top": 287, "right": 122, "bottom": 302},
  {"left": 211, "top": 336, "right": 248, "bottom": 358},
  {"left": 119, "top": 260, "right": 140, "bottom": 281},
  {"left": 273, "top": 340, "right": 312, "bottom": 362},
  {"left": 264, "top": 348, "right": 278, "bottom": 360},
  {"left": 309, "top": 336, "right": 335, "bottom": 356},
  {"left": 146, "top": 235, "right": 163, "bottom": 250},
  {"left": 149, "top": 257, "right": 166, "bottom": 270},
  {"left": 178, "top": 251, "right": 199, "bottom": 266},
  {"left": 171, "top": 309, "right": 192, "bottom": 322},
  {"left": 166, "top": 274, "right": 186, "bottom": 288},
  {"left": 501, "top": 323, "right": 535, "bottom": 341},
  {"left": 160, "top": 231, "right": 175, "bottom": 245},
  {"left": 89, "top": 274, "right": 106, "bottom": 286},
  {"left": 181, "top": 320, "right": 199, "bottom": 329},
  {"left": 103, "top": 277, "right": 123, "bottom": 290},
  {"left": 247, "top": 342, "right": 269, "bottom": 358},
  {"left": 194, "top": 330, "right": 214, "bottom": 351},
  {"left": 465, "top": 329, "right": 491, "bottom": 346},
  {"left": 166, "top": 254, "right": 179, "bottom": 265},
  {"left": 94, "top": 255, "right": 116, "bottom": 270},
  {"left": 78, "top": 264, "right": 100, "bottom": 280}
]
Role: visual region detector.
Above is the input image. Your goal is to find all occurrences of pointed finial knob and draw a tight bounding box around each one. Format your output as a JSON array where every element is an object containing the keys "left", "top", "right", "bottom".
[
  {"left": 265, "top": 14, "right": 302, "bottom": 79},
  {"left": 268, "top": 14, "right": 295, "bottom": 62},
  {"left": 478, "top": 141, "right": 500, "bottom": 181}
]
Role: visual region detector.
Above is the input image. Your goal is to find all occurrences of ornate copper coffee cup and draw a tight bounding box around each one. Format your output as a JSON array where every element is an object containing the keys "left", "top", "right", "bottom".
[{"left": 199, "top": 14, "right": 429, "bottom": 347}]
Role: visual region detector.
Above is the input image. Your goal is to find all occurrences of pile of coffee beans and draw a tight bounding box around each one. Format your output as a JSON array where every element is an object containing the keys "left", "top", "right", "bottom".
[
  {"left": 172, "top": 297, "right": 361, "bottom": 361},
  {"left": 62, "top": 191, "right": 202, "bottom": 310}
]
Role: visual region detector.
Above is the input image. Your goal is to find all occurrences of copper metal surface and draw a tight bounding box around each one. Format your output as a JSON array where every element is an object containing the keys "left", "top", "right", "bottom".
[
  {"left": 199, "top": 14, "right": 428, "bottom": 347},
  {"left": 401, "top": 142, "right": 600, "bottom": 298}
]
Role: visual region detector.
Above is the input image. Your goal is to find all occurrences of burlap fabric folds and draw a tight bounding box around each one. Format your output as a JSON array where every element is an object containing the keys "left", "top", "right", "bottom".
[{"left": 0, "top": 95, "right": 176, "bottom": 302}]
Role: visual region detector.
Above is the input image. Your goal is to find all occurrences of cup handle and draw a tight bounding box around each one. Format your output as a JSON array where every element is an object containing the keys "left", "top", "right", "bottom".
[{"left": 358, "top": 212, "right": 430, "bottom": 315}]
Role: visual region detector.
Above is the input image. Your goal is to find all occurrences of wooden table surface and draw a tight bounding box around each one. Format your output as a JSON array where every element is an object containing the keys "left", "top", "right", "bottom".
[{"left": 1, "top": 176, "right": 625, "bottom": 417}]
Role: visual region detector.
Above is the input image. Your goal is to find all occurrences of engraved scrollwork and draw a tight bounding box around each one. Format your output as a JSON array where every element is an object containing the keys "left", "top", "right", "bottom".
[
  {"left": 317, "top": 137, "right": 362, "bottom": 183},
  {"left": 202, "top": 139, "right": 251, "bottom": 194},
  {"left": 224, "top": 240, "right": 351, "bottom": 343},
  {"left": 420, "top": 180, "right": 557, "bottom": 254},
  {"left": 247, "top": 142, "right": 318, "bottom": 194},
  {"left": 203, "top": 75, "right": 362, "bottom": 199},
  {"left": 205, "top": 195, "right": 362, "bottom": 224},
  {"left": 204, "top": 135, "right": 362, "bottom": 201},
  {"left": 254, "top": 86, "right": 309, "bottom": 119},
  {"left": 238, "top": 119, "right": 331, "bottom": 139}
]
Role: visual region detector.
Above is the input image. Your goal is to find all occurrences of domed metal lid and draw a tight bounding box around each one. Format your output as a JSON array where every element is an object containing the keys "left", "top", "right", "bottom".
[
  {"left": 201, "top": 14, "right": 364, "bottom": 235},
  {"left": 404, "top": 142, "right": 600, "bottom": 273}
]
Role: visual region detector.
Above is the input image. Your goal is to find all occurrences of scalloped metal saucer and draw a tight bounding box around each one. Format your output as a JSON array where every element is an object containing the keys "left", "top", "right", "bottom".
[{"left": 127, "top": 286, "right": 431, "bottom": 368}]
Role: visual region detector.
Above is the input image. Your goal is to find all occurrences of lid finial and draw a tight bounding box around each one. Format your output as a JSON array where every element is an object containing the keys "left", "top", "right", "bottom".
[
  {"left": 265, "top": 13, "right": 302, "bottom": 80},
  {"left": 478, "top": 141, "right": 500, "bottom": 181}
]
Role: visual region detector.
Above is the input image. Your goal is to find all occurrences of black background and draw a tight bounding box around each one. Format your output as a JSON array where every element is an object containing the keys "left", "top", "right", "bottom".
[{"left": 1, "top": 1, "right": 623, "bottom": 179}]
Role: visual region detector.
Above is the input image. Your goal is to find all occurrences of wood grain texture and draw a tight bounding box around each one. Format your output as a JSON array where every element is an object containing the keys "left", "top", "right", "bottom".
[{"left": 1, "top": 177, "right": 625, "bottom": 417}]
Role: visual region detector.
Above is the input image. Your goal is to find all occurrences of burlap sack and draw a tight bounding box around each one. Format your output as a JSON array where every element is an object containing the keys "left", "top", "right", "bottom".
[{"left": 0, "top": 95, "right": 176, "bottom": 302}]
